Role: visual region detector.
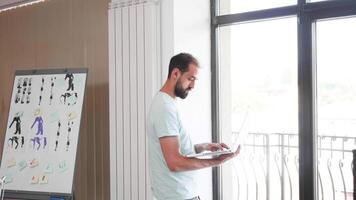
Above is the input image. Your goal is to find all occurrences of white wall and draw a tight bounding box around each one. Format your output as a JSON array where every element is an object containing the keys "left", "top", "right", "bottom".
[
  {"left": 160, "top": 0, "right": 174, "bottom": 82},
  {"left": 162, "top": 0, "right": 213, "bottom": 199},
  {"left": 109, "top": 1, "right": 160, "bottom": 200},
  {"left": 109, "top": 0, "right": 212, "bottom": 199}
]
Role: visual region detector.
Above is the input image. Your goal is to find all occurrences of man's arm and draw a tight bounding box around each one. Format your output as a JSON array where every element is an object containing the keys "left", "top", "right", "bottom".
[{"left": 160, "top": 136, "right": 240, "bottom": 172}]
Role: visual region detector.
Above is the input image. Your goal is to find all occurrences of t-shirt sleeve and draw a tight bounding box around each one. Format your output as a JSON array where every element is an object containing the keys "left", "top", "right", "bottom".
[{"left": 153, "top": 104, "right": 180, "bottom": 138}]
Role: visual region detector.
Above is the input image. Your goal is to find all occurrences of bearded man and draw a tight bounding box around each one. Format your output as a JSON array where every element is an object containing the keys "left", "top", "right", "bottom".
[{"left": 147, "top": 53, "right": 240, "bottom": 200}]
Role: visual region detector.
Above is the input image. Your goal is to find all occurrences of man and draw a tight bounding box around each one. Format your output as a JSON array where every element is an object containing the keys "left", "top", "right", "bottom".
[{"left": 147, "top": 53, "right": 240, "bottom": 200}]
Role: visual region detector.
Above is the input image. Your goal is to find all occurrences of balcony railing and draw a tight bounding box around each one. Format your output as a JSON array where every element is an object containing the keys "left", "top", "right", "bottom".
[{"left": 231, "top": 132, "right": 355, "bottom": 200}]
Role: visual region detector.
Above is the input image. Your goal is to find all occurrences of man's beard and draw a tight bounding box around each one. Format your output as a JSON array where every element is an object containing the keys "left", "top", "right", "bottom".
[{"left": 174, "top": 80, "right": 190, "bottom": 99}]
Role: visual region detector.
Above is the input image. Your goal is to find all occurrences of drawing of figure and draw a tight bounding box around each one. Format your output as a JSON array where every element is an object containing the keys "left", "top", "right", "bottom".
[
  {"left": 30, "top": 137, "right": 47, "bottom": 150},
  {"left": 20, "top": 87, "right": 26, "bottom": 104},
  {"left": 49, "top": 77, "right": 56, "bottom": 105},
  {"left": 66, "top": 121, "right": 73, "bottom": 151},
  {"left": 66, "top": 112, "right": 76, "bottom": 151},
  {"left": 15, "top": 78, "right": 22, "bottom": 104},
  {"left": 15, "top": 92, "right": 21, "bottom": 104},
  {"left": 65, "top": 73, "right": 74, "bottom": 91},
  {"left": 38, "top": 77, "right": 44, "bottom": 105},
  {"left": 60, "top": 92, "right": 78, "bottom": 106},
  {"left": 17, "top": 78, "right": 22, "bottom": 89},
  {"left": 21, "top": 136, "right": 24, "bottom": 148},
  {"left": 26, "top": 87, "right": 31, "bottom": 104},
  {"left": 8, "top": 136, "right": 24, "bottom": 149},
  {"left": 66, "top": 136, "right": 70, "bottom": 152},
  {"left": 23, "top": 78, "right": 28, "bottom": 87},
  {"left": 8, "top": 136, "right": 19, "bottom": 149},
  {"left": 26, "top": 78, "right": 32, "bottom": 104},
  {"left": 55, "top": 121, "right": 61, "bottom": 151},
  {"left": 55, "top": 140, "right": 59, "bottom": 151},
  {"left": 9, "top": 112, "right": 22, "bottom": 135},
  {"left": 31, "top": 109, "right": 44, "bottom": 135},
  {"left": 20, "top": 78, "right": 29, "bottom": 104},
  {"left": 43, "top": 137, "right": 47, "bottom": 149}
]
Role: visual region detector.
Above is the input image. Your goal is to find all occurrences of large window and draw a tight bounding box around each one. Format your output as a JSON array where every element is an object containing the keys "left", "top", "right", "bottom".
[
  {"left": 218, "top": 18, "right": 299, "bottom": 200},
  {"left": 219, "top": 0, "right": 296, "bottom": 15},
  {"left": 212, "top": 0, "right": 356, "bottom": 200},
  {"left": 316, "top": 17, "right": 356, "bottom": 200}
]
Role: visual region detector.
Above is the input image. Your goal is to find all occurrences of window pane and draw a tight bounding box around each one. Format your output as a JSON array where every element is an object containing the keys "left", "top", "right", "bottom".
[
  {"left": 310, "top": 0, "right": 325, "bottom": 1},
  {"left": 219, "top": 0, "right": 296, "bottom": 15},
  {"left": 218, "top": 18, "right": 298, "bottom": 200},
  {"left": 316, "top": 17, "right": 356, "bottom": 200}
]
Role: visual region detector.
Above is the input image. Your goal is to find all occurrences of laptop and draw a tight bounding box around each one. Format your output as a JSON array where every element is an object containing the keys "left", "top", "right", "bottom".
[{"left": 186, "top": 110, "right": 249, "bottom": 158}]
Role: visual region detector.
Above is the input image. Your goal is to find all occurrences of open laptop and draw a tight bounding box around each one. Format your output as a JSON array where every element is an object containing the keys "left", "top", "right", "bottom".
[{"left": 186, "top": 110, "right": 249, "bottom": 158}]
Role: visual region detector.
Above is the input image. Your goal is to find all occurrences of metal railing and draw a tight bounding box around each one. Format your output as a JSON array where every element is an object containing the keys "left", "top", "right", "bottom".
[{"left": 231, "top": 132, "right": 356, "bottom": 200}]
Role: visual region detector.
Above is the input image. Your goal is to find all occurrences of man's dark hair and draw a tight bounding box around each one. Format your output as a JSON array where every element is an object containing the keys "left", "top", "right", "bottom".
[{"left": 168, "top": 53, "right": 199, "bottom": 78}]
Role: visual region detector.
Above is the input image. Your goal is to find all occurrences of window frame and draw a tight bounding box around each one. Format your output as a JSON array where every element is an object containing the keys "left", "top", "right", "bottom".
[{"left": 210, "top": 0, "right": 356, "bottom": 200}]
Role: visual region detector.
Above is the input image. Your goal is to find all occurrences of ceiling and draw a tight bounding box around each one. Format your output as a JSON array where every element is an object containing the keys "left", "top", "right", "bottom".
[
  {"left": 0, "top": 0, "right": 26, "bottom": 7},
  {"left": 0, "top": 0, "right": 46, "bottom": 12}
]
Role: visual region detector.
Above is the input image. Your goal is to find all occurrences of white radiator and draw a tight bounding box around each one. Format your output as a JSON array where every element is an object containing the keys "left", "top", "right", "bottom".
[{"left": 108, "top": 0, "right": 161, "bottom": 199}]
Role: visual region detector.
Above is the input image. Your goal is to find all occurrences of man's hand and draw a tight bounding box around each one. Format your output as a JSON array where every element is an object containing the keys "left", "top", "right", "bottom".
[
  {"left": 194, "top": 143, "right": 230, "bottom": 153},
  {"left": 215, "top": 145, "right": 241, "bottom": 164},
  {"left": 160, "top": 137, "right": 241, "bottom": 171}
]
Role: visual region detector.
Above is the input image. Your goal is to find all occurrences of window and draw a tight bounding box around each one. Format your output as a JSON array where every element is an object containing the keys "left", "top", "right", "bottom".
[
  {"left": 212, "top": 0, "right": 356, "bottom": 200},
  {"left": 218, "top": 17, "right": 299, "bottom": 200},
  {"left": 316, "top": 17, "right": 356, "bottom": 200},
  {"left": 219, "top": 0, "right": 296, "bottom": 15}
]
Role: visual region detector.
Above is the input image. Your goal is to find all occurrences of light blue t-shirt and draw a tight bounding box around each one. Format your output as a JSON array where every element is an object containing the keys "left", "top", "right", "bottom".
[{"left": 147, "top": 91, "right": 197, "bottom": 200}]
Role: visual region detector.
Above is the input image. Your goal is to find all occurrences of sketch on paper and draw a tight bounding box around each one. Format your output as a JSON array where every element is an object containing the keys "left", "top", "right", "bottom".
[
  {"left": 0, "top": 70, "right": 87, "bottom": 194},
  {"left": 38, "top": 77, "right": 45, "bottom": 105}
]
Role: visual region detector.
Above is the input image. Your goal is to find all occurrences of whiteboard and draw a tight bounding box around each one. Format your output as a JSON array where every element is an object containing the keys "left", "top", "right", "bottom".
[{"left": 0, "top": 69, "right": 87, "bottom": 195}]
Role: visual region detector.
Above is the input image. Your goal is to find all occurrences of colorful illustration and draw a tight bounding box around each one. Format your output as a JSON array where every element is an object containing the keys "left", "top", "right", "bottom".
[
  {"left": 29, "top": 109, "right": 47, "bottom": 150},
  {"left": 44, "top": 164, "right": 54, "bottom": 174},
  {"left": 17, "top": 160, "right": 27, "bottom": 171},
  {"left": 30, "top": 136, "right": 47, "bottom": 150},
  {"left": 39, "top": 175, "right": 48, "bottom": 184},
  {"left": 58, "top": 160, "right": 68, "bottom": 173},
  {"left": 30, "top": 175, "right": 39, "bottom": 184},
  {"left": 3, "top": 174, "right": 13, "bottom": 184},
  {"left": 29, "top": 158, "right": 39, "bottom": 168},
  {"left": 49, "top": 111, "right": 60, "bottom": 123},
  {"left": 6, "top": 158, "right": 16, "bottom": 168},
  {"left": 31, "top": 109, "right": 44, "bottom": 135},
  {"left": 1, "top": 72, "right": 86, "bottom": 194}
]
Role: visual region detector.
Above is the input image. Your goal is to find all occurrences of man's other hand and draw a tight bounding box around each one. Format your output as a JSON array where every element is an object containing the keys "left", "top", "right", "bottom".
[
  {"left": 215, "top": 145, "right": 241, "bottom": 163},
  {"left": 195, "top": 143, "right": 230, "bottom": 153}
]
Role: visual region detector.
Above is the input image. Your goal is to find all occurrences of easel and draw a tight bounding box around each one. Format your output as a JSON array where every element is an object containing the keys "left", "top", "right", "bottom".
[{"left": 0, "top": 68, "right": 87, "bottom": 200}]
